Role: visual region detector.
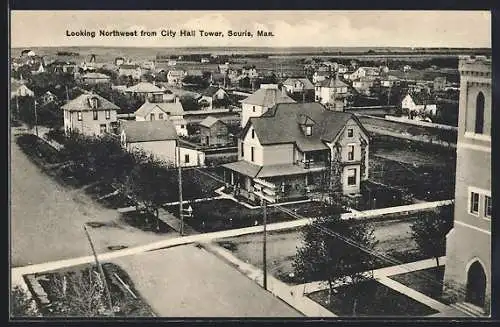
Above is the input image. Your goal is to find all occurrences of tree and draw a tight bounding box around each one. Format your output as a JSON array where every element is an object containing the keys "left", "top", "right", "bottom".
[
  {"left": 410, "top": 205, "right": 454, "bottom": 269},
  {"left": 47, "top": 268, "right": 111, "bottom": 317},
  {"left": 293, "top": 215, "right": 378, "bottom": 314},
  {"left": 120, "top": 152, "right": 174, "bottom": 226},
  {"left": 11, "top": 286, "right": 40, "bottom": 317}
]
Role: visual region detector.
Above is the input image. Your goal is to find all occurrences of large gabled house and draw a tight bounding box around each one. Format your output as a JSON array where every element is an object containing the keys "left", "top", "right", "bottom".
[
  {"left": 314, "top": 77, "right": 349, "bottom": 109},
  {"left": 282, "top": 78, "right": 315, "bottom": 95},
  {"left": 62, "top": 92, "right": 120, "bottom": 136},
  {"left": 134, "top": 99, "right": 188, "bottom": 136},
  {"left": 240, "top": 84, "right": 296, "bottom": 127},
  {"left": 401, "top": 93, "right": 438, "bottom": 118},
  {"left": 223, "top": 102, "right": 370, "bottom": 203}
]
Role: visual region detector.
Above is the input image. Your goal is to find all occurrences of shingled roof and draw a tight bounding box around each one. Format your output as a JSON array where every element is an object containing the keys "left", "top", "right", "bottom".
[
  {"left": 134, "top": 101, "right": 185, "bottom": 118},
  {"left": 283, "top": 78, "right": 315, "bottom": 90},
  {"left": 199, "top": 116, "right": 225, "bottom": 128},
  {"left": 125, "top": 82, "right": 164, "bottom": 93},
  {"left": 244, "top": 102, "right": 368, "bottom": 152},
  {"left": 61, "top": 93, "right": 120, "bottom": 112},
  {"left": 240, "top": 87, "right": 296, "bottom": 107},
  {"left": 317, "top": 77, "right": 349, "bottom": 88},
  {"left": 120, "top": 120, "right": 178, "bottom": 143}
]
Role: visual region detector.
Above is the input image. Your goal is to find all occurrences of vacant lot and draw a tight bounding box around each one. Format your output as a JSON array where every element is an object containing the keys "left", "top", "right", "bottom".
[
  {"left": 308, "top": 279, "right": 438, "bottom": 317},
  {"left": 390, "top": 265, "right": 445, "bottom": 300},
  {"left": 165, "top": 199, "right": 335, "bottom": 233},
  {"left": 217, "top": 216, "right": 421, "bottom": 284}
]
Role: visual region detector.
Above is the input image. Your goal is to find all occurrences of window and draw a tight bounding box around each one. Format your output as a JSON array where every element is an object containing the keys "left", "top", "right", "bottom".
[
  {"left": 475, "top": 92, "right": 485, "bottom": 134},
  {"left": 100, "top": 124, "right": 107, "bottom": 134},
  {"left": 347, "top": 128, "right": 354, "bottom": 137},
  {"left": 241, "top": 142, "right": 244, "bottom": 157},
  {"left": 470, "top": 192, "right": 480, "bottom": 215},
  {"left": 251, "top": 146, "right": 255, "bottom": 162},
  {"left": 158, "top": 113, "right": 164, "bottom": 120},
  {"left": 181, "top": 125, "right": 185, "bottom": 129},
  {"left": 485, "top": 196, "right": 492, "bottom": 218},
  {"left": 150, "top": 113, "right": 155, "bottom": 121},
  {"left": 347, "top": 168, "right": 357, "bottom": 186},
  {"left": 347, "top": 145, "right": 355, "bottom": 161},
  {"left": 77, "top": 111, "right": 82, "bottom": 121},
  {"left": 184, "top": 154, "right": 190, "bottom": 164},
  {"left": 305, "top": 126, "right": 312, "bottom": 136},
  {"left": 90, "top": 97, "right": 98, "bottom": 109},
  {"left": 93, "top": 110, "right": 98, "bottom": 120},
  {"left": 105, "top": 110, "right": 110, "bottom": 120},
  {"left": 252, "top": 106, "right": 256, "bottom": 113},
  {"left": 251, "top": 129, "right": 255, "bottom": 139}
]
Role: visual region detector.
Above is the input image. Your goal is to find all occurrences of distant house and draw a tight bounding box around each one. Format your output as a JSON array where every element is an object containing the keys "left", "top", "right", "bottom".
[
  {"left": 80, "top": 72, "right": 111, "bottom": 85},
  {"left": 282, "top": 78, "right": 315, "bottom": 94},
  {"left": 240, "top": 84, "right": 296, "bottom": 127},
  {"left": 337, "top": 64, "right": 348, "bottom": 74},
  {"left": 30, "top": 61, "right": 45, "bottom": 75},
  {"left": 38, "top": 91, "right": 58, "bottom": 106},
  {"left": 199, "top": 86, "right": 229, "bottom": 109},
  {"left": 185, "top": 70, "right": 204, "bottom": 78},
  {"left": 199, "top": 116, "right": 230, "bottom": 146},
  {"left": 61, "top": 92, "right": 119, "bottom": 136},
  {"left": 21, "top": 49, "right": 36, "bottom": 57},
  {"left": 218, "top": 63, "right": 230, "bottom": 74},
  {"left": 201, "top": 58, "right": 210, "bottom": 63},
  {"left": 210, "top": 73, "right": 229, "bottom": 88},
  {"left": 115, "top": 57, "right": 125, "bottom": 66},
  {"left": 434, "top": 76, "right": 447, "bottom": 92},
  {"left": 314, "top": 77, "right": 349, "bottom": 107},
  {"left": 120, "top": 119, "right": 204, "bottom": 167},
  {"left": 141, "top": 61, "right": 155, "bottom": 70},
  {"left": 124, "top": 82, "right": 167, "bottom": 102},
  {"left": 10, "top": 79, "right": 34, "bottom": 98},
  {"left": 352, "top": 76, "right": 376, "bottom": 95},
  {"left": 167, "top": 70, "right": 186, "bottom": 86},
  {"left": 403, "top": 65, "right": 412, "bottom": 73},
  {"left": 312, "top": 71, "right": 331, "bottom": 84},
  {"left": 401, "top": 93, "right": 437, "bottom": 117},
  {"left": 348, "top": 67, "right": 380, "bottom": 81},
  {"left": 134, "top": 99, "right": 188, "bottom": 136},
  {"left": 118, "top": 64, "right": 142, "bottom": 80},
  {"left": 242, "top": 66, "right": 258, "bottom": 79},
  {"left": 223, "top": 102, "right": 370, "bottom": 202},
  {"left": 381, "top": 75, "right": 400, "bottom": 88}
]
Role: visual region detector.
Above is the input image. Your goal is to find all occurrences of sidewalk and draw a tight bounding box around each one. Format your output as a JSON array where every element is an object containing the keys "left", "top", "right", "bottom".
[{"left": 200, "top": 242, "right": 336, "bottom": 317}]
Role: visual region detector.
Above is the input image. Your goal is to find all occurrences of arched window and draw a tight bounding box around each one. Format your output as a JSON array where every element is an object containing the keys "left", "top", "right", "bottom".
[{"left": 475, "top": 92, "right": 485, "bottom": 134}]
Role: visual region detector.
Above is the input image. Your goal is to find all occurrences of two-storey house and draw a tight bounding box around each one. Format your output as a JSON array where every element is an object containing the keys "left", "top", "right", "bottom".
[
  {"left": 223, "top": 102, "right": 370, "bottom": 203},
  {"left": 134, "top": 98, "right": 188, "bottom": 136},
  {"left": 240, "top": 84, "right": 296, "bottom": 127},
  {"left": 443, "top": 56, "right": 491, "bottom": 316},
  {"left": 62, "top": 92, "right": 119, "bottom": 136},
  {"left": 314, "top": 77, "right": 349, "bottom": 108},
  {"left": 167, "top": 70, "right": 186, "bottom": 86},
  {"left": 283, "top": 78, "right": 315, "bottom": 95}
]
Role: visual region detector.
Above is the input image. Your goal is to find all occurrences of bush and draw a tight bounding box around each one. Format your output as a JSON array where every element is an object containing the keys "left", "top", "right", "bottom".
[{"left": 205, "top": 154, "right": 238, "bottom": 166}]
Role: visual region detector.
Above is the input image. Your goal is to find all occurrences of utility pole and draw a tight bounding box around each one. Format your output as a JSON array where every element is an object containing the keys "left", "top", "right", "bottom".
[
  {"left": 253, "top": 178, "right": 276, "bottom": 291},
  {"left": 177, "top": 141, "right": 184, "bottom": 236},
  {"left": 262, "top": 197, "right": 268, "bottom": 290},
  {"left": 34, "top": 99, "right": 38, "bottom": 137},
  {"left": 83, "top": 224, "right": 114, "bottom": 316}
]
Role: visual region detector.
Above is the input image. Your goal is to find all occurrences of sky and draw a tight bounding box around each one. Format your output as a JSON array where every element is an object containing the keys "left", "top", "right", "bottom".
[{"left": 10, "top": 10, "right": 491, "bottom": 48}]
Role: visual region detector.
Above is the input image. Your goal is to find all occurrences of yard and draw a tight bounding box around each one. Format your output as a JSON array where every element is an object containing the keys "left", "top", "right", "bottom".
[
  {"left": 26, "top": 263, "right": 155, "bottom": 317},
  {"left": 390, "top": 265, "right": 446, "bottom": 300},
  {"left": 216, "top": 216, "right": 423, "bottom": 285},
  {"left": 164, "top": 199, "right": 336, "bottom": 233},
  {"left": 307, "top": 279, "right": 439, "bottom": 317}
]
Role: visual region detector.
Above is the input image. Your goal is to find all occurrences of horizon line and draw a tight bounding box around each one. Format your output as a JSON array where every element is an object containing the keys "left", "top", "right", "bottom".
[{"left": 10, "top": 45, "right": 492, "bottom": 49}]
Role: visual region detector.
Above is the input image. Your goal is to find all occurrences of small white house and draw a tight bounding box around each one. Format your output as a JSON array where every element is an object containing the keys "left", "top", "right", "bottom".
[
  {"left": 401, "top": 93, "right": 437, "bottom": 117},
  {"left": 120, "top": 120, "right": 205, "bottom": 167}
]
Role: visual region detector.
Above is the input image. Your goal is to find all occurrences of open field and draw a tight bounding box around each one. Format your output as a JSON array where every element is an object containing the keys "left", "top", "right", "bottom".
[
  {"left": 216, "top": 216, "right": 421, "bottom": 284},
  {"left": 308, "top": 279, "right": 438, "bottom": 317}
]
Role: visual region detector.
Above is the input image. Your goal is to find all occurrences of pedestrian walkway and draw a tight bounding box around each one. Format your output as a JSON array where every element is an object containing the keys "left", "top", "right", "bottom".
[
  {"left": 200, "top": 242, "right": 336, "bottom": 317},
  {"left": 215, "top": 187, "right": 312, "bottom": 209}
]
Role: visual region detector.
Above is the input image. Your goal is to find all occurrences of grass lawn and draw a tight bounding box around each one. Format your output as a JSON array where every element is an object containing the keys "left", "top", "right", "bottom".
[
  {"left": 308, "top": 279, "right": 439, "bottom": 316},
  {"left": 30, "top": 263, "right": 155, "bottom": 317},
  {"left": 181, "top": 167, "right": 225, "bottom": 199},
  {"left": 390, "top": 265, "right": 445, "bottom": 300},
  {"left": 217, "top": 217, "right": 426, "bottom": 285},
  {"left": 164, "top": 199, "right": 335, "bottom": 233},
  {"left": 119, "top": 211, "right": 173, "bottom": 234}
]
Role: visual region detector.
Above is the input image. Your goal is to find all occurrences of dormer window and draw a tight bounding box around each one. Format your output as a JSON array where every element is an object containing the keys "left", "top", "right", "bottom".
[
  {"left": 306, "top": 126, "right": 312, "bottom": 136},
  {"left": 89, "top": 96, "right": 99, "bottom": 109}
]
